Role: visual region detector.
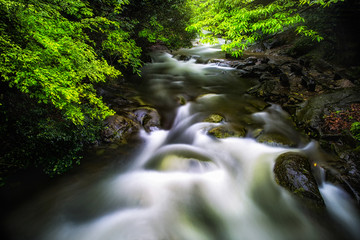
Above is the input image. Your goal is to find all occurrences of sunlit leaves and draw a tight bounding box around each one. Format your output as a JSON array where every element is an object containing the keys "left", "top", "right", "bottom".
[
  {"left": 296, "top": 26, "right": 324, "bottom": 42},
  {"left": 0, "top": 0, "right": 144, "bottom": 125},
  {"left": 188, "top": 0, "right": 342, "bottom": 56}
]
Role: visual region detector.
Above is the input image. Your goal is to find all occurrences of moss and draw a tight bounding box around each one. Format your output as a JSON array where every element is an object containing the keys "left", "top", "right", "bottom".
[
  {"left": 293, "top": 187, "right": 306, "bottom": 195},
  {"left": 274, "top": 152, "right": 325, "bottom": 208},
  {"left": 208, "top": 125, "right": 246, "bottom": 139},
  {"left": 257, "top": 132, "right": 296, "bottom": 147},
  {"left": 204, "top": 114, "right": 225, "bottom": 123}
]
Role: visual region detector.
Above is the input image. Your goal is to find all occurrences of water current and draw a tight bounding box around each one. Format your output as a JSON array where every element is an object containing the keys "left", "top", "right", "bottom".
[{"left": 3, "top": 41, "right": 360, "bottom": 240}]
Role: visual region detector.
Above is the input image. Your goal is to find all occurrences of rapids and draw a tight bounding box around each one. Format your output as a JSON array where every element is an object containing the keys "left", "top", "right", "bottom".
[{"left": 3, "top": 41, "right": 360, "bottom": 240}]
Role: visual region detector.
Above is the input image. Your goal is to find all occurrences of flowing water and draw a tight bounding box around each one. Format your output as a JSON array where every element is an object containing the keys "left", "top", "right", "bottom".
[{"left": 3, "top": 42, "right": 360, "bottom": 240}]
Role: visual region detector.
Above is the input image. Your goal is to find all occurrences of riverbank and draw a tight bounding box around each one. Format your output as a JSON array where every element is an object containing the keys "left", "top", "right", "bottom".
[{"left": 208, "top": 39, "right": 360, "bottom": 204}]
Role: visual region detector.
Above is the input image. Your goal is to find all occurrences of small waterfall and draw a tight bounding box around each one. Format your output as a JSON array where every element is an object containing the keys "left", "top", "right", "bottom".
[{"left": 4, "top": 46, "right": 360, "bottom": 240}]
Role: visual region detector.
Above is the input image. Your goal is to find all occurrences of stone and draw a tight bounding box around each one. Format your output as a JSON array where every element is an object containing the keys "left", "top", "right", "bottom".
[
  {"left": 256, "top": 132, "right": 296, "bottom": 147},
  {"left": 203, "top": 114, "right": 225, "bottom": 123},
  {"left": 132, "top": 107, "right": 161, "bottom": 132},
  {"left": 301, "top": 75, "right": 316, "bottom": 92},
  {"left": 259, "top": 72, "right": 274, "bottom": 82},
  {"left": 274, "top": 152, "right": 325, "bottom": 208},
  {"left": 208, "top": 125, "right": 246, "bottom": 139},
  {"left": 279, "top": 73, "right": 290, "bottom": 87},
  {"left": 102, "top": 115, "right": 140, "bottom": 144},
  {"left": 290, "top": 63, "right": 303, "bottom": 76}
]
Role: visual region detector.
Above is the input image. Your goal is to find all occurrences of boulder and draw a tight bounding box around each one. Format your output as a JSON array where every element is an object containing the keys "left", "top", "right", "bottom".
[
  {"left": 102, "top": 115, "right": 140, "bottom": 144},
  {"left": 274, "top": 152, "right": 325, "bottom": 208},
  {"left": 132, "top": 107, "right": 161, "bottom": 132}
]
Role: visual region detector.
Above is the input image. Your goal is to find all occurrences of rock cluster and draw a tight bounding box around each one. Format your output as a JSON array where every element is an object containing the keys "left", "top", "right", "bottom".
[
  {"left": 207, "top": 47, "right": 360, "bottom": 204},
  {"left": 228, "top": 52, "right": 360, "bottom": 204}
]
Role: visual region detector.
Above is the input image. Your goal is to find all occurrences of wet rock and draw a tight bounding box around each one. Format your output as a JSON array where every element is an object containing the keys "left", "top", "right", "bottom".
[
  {"left": 247, "top": 80, "right": 281, "bottom": 100},
  {"left": 274, "top": 152, "right": 325, "bottom": 208},
  {"left": 295, "top": 88, "right": 360, "bottom": 202},
  {"left": 210, "top": 59, "right": 232, "bottom": 67},
  {"left": 102, "top": 115, "right": 140, "bottom": 144},
  {"left": 245, "top": 56, "right": 258, "bottom": 65},
  {"left": 235, "top": 62, "right": 252, "bottom": 69},
  {"left": 236, "top": 69, "right": 258, "bottom": 78},
  {"left": 203, "top": 114, "right": 225, "bottom": 123},
  {"left": 296, "top": 87, "right": 360, "bottom": 135},
  {"left": 245, "top": 63, "right": 271, "bottom": 73},
  {"left": 290, "top": 63, "right": 303, "bottom": 76},
  {"left": 256, "top": 132, "right": 296, "bottom": 147},
  {"left": 260, "top": 57, "right": 270, "bottom": 64},
  {"left": 268, "top": 65, "right": 283, "bottom": 75},
  {"left": 208, "top": 125, "right": 246, "bottom": 139},
  {"left": 176, "top": 95, "right": 187, "bottom": 105},
  {"left": 176, "top": 55, "right": 192, "bottom": 61},
  {"left": 301, "top": 75, "right": 316, "bottom": 92},
  {"left": 246, "top": 96, "right": 271, "bottom": 111},
  {"left": 195, "top": 57, "right": 210, "bottom": 64},
  {"left": 279, "top": 73, "right": 290, "bottom": 87},
  {"left": 132, "top": 107, "right": 161, "bottom": 132}
]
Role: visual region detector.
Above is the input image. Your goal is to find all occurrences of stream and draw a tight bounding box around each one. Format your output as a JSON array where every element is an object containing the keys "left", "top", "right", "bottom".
[{"left": 3, "top": 41, "right": 360, "bottom": 240}]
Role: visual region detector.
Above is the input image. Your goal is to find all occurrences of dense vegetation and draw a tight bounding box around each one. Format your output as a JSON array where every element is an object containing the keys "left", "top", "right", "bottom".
[
  {"left": 187, "top": 0, "right": 344, "bottom": 57},
  {"left": 0, "top": 0, "right": 194, "bottom": 182}
]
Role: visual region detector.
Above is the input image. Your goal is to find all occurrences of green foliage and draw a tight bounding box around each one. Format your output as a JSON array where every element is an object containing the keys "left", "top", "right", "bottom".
[
  {"left": 0, "top": 0, "right": 196, "bottom": 180},
  {"left": 351, "top": 122, "right": 360, "bottom": 142},
  {"left": 187, "top": 0, "right": 344, "bottom": 57},
  {"left": 0, "top": 0, "right": 144, "bottom": 125},
  {"left": 0, "top": 88, "right": 103, "bottom": 177},
  {"left": 123, "top": 0, "right": 196, "bottom": 49}
]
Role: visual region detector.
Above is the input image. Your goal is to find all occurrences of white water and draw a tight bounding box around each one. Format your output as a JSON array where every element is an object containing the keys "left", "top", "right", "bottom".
[{"left": 5, "top": 45, "right": 360, "bottom": 240}]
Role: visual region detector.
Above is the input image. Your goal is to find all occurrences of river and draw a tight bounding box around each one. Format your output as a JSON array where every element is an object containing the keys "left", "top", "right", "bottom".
[{"left": 2, "top": 41, "right": 360, "bottom": 240}]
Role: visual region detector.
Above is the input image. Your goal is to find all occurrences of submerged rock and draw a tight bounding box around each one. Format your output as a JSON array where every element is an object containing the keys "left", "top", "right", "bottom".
[
  {"left": 256, "top": 132, "right": 296, "bottom": 147},
  {"left": 203, "top": 114, "right": 247, "bottom": 139},
  {"left": 274, "top": 152, "right": 325, "bottom": 208},
  {"left": 208, "top": 125, "right": 246, "bottom": 139}
]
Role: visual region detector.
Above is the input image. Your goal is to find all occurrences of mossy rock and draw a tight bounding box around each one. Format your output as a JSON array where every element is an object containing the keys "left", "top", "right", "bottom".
[
  {"left": 274, "top": 152, "right": 324, "bottom": 208},
  {"left": 102, "top": 115, "right": 140, "bottom": 144},
  {"left": 177, "top": 95, "right": 187, "bottom": 105},
  {"left": 131, "top": 107, "right": 161, "bottom": 132},
  {"left": 203, "top": 114, "right": 225, "bottom": 123},
  {"left": 208, "top": 126, "right": 246, "bottom": 139},
  {"left": 256, "top": 132, "right": 296, "bottom": 147}
]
